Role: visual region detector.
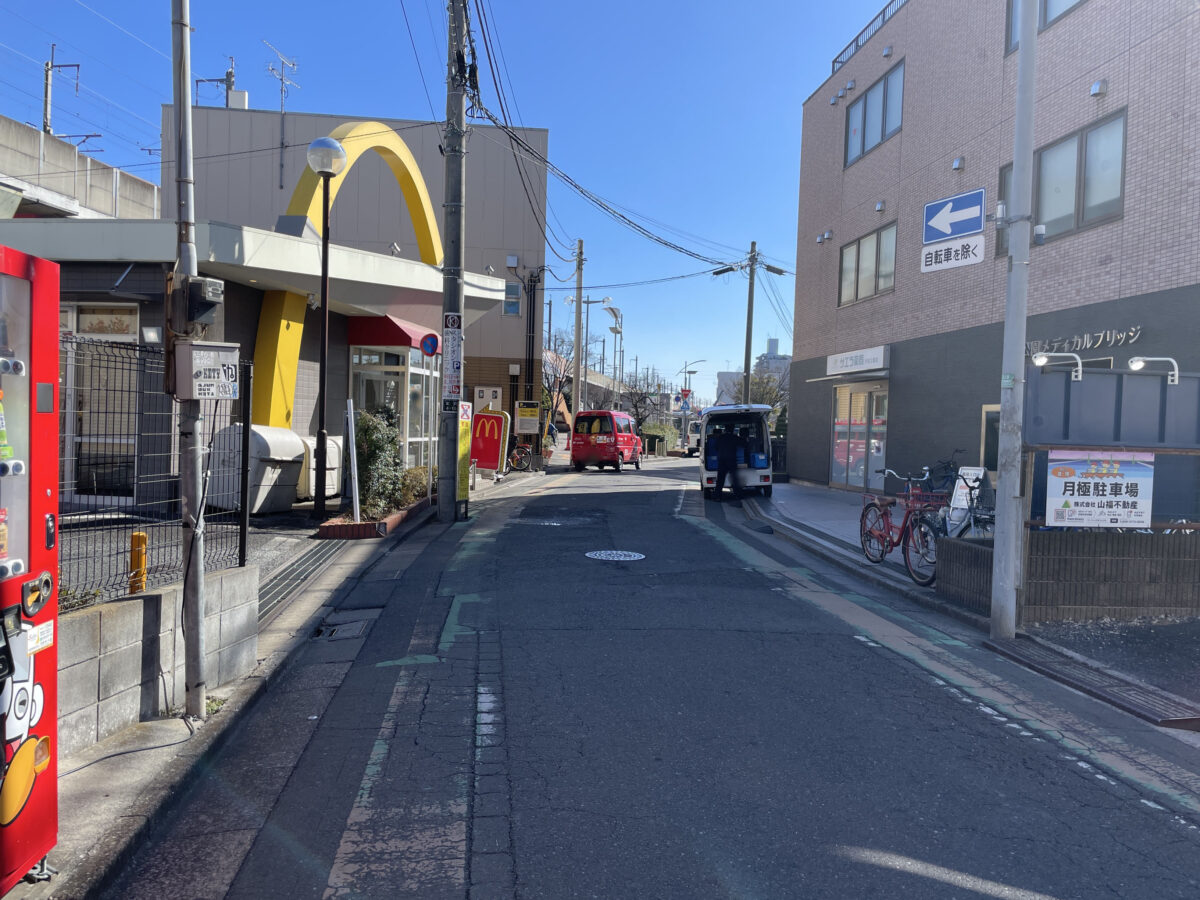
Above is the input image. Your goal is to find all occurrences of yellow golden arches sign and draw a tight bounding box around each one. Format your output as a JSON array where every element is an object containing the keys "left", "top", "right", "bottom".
[
  {"left": 285, "top": 121, "right": 443, "bottom": 266},
  {"left": 252, "top": 121, "right": 444, "bottom": 428}
]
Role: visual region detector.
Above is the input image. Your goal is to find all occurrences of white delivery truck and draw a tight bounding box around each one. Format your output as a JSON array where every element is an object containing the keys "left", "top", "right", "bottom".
[
  {"left": 685, "top": 419, "right": 703, "bottom": 456},
  {"left": 697, "top": 404, "right": 774, "bottom": 499}
]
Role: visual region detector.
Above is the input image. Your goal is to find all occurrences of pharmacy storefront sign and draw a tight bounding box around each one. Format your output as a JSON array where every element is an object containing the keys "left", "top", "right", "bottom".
[{"left": 1046, "top": 451, "right": 1154, "bottom": 529}]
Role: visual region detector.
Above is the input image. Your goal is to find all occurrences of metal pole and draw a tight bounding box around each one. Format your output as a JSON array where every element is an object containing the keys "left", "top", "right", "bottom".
[
  {"left": 42, "top": 48, "right": 53, "bottom": 134},
  {"left": 437, "top": 0, "right": 467, "bottom": 522},
  {"left": 742, "top": 240, "right": 757, "bottom": 405},
  {"left": 172, "top": 0, "right": 206, "bottom": 720},
  {"left": 315, "top": 172, "right": 330, "bottom": 520},
  {"left": 571, "top": 240, "right": 583, "bottom": 428},
  {"left": 583, "top": 298, "right": 590, "bottom": 411},
  {"left": 991, "top": 0, "right": 1039, "bottom": 640},
  {"left": 238, "top": 361, "right": 251, "bottom": 567}
]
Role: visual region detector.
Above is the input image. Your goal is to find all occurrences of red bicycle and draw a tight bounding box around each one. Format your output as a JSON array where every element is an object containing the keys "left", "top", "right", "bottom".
[{"left": 859, "top": 467, "right": 948, "bottom": 586}]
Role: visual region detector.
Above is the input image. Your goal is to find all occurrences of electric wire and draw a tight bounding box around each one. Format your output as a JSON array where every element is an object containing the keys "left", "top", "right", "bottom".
[
  {"left": 467, "top": 0, "right": 573, "bottom": 259},
  {"left": 470, "top": 106, "right": 732, "bottom": 266},
  {"left": 399, "top": 0, "right": 438, "bottom": 120}
]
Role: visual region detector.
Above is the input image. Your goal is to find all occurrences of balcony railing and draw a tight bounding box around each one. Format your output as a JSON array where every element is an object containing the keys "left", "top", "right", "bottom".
[{"left": 832, "top": 0, "right": 908, "bottom": 73}]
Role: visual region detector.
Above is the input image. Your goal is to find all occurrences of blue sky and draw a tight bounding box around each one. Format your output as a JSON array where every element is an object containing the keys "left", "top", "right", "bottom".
[{"left": 0, "top": 0, "right": 887, "bottom": 400}]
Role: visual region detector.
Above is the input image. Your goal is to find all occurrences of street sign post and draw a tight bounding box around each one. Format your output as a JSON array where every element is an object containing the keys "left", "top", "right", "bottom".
[
  {"left": 441, "top": 312, "right": 462, "bottom": 413},
  {"left": 923, "top": 189, "right": 986, "bottom": 244}
]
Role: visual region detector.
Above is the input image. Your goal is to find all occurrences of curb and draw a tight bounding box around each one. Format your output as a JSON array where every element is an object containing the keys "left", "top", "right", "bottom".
[{"left": 741, "top": 498, "right": 992, "bottom": 633}]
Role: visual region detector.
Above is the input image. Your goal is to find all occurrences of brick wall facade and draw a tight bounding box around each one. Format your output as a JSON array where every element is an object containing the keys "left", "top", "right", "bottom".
[{"left": 794, "top": 0, "right": 1200, "bottom": 364}]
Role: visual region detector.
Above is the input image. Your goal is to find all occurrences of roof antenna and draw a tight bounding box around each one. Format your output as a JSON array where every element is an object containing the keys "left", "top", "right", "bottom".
[{"left": 264, "top": 41, "right": 299, "bottom": 189}]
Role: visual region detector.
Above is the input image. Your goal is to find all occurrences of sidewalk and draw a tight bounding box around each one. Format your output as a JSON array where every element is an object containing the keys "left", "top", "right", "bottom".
[
  {"left": 8, "top": 470, "right": 541, "bottom": 900},
  {"left": 748, "top": 479, "right": 1200, "bottom": 713}
]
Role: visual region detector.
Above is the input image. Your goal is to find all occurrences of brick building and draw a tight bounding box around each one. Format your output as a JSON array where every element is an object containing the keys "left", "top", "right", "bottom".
[{"left": 788, "top": 0, "right": 1200, "bottom": 507}]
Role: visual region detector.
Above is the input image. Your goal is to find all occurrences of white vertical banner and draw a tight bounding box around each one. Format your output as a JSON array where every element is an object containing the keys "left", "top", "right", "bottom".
[{"left": 441, "top": 312, "right": 463, "bottom": 412}]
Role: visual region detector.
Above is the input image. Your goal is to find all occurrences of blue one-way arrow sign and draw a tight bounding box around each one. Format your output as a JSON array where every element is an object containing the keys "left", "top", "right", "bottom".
[{"left": 923, "top": 188, "right": 985, "bottom": 244}]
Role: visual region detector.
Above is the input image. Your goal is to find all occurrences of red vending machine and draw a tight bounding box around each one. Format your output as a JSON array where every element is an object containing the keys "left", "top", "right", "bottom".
[{"left": 0, "top": 246, "right": 59, "bottom": 892}]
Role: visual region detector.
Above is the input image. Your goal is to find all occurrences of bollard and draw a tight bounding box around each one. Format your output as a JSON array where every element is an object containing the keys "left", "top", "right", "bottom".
[{"left": 129, "top": 531, "right": 148, "bottom": 594}]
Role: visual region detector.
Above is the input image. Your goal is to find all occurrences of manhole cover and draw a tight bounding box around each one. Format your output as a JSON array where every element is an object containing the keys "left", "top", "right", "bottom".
[{"left": 585, "top": 550, "right": 645, "bottom": 561}]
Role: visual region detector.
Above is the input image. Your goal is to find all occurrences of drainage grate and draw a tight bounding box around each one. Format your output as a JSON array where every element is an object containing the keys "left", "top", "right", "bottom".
[
  {"left": 585, "top": 550, "right": 646, "bottom": 561},
  {"left": 258, "top": 539, "right": 348, "bottom": 622},
  {"left": 987, "top": 637, "right": 1200, "bottom": 731},
  {"left": 312, "top": 620, "right": 368, "bottom": 641}
]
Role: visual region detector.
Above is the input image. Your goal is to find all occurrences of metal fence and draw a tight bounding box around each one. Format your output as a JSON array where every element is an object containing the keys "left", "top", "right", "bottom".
[
  {"left": 832, "top": 0, "right": 908, "bottom": 73},
  {"left": 59, "top": 337, "right": 251, "bottom": 609}
]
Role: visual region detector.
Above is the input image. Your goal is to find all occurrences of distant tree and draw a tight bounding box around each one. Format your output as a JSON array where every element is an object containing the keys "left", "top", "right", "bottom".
[
  {"left": 542, "top": 328, "right": 574, "bottom": 424},
  {"left": 729, "top": 370, "right": 789, "bottom": 414},
  {"left": 624, "top": 367, "right": 665, "bottom": 431}
]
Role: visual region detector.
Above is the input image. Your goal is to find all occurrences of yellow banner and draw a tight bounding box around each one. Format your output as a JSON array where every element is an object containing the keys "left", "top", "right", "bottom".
[{"left": 457, "top": 402, "right": 472, "bottom": 501}]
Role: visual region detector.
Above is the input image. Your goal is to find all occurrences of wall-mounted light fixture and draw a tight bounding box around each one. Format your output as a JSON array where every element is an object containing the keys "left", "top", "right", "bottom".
[
  {"left": 952, "top": 157, "right": 965, "bottom": 171},
  {"left": 1090, "top": 78, "right": 1108, "bottom": 98},
  {"left": 882, "top": 45, "right": 893, "bottom": 58},
  {"left": 830, "top": 96, "right": 838, "bottom": 105},
  {"left": 1033, "top": 351, "right": 1083, "bottom": 381},
  {"left": 875, "top": 201, "right": 885, "bottom": 213},
  {"left": 1129, "top": 356, "right": 1180, "bottom": 385},
  {"left": 823, "top": 230, "right": 833, "bottom": 241},
  {"left": 846, "top": 79, "right": 855, "bottom": 91},
  {"left": 837, "top": 89, "right": 846, "bottom": 98},
  {"left": 816, "top": 234, "right": 824, "bottom": 245}
]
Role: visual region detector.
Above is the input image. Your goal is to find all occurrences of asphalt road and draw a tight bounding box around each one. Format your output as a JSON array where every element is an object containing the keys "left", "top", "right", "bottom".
[{"left": 101, "top": 458, "right": 1200, "bottom": 899}]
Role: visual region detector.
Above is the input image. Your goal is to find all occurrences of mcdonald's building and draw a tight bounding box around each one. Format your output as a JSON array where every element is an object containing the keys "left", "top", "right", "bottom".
[{"left": 0, "top": 99, "right": 546, "bottom": 505}]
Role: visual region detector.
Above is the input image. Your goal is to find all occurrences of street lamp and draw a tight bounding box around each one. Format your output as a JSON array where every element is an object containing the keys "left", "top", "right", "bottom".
[
  {"left": 678, "top": 358, "right": 706, "bottom": 446},
  {"left": 1129, "top": 356, "right": 1180, "bottom": 385},
  {"left": 307, "top": 136, "right": 347, "bottom": 520},
  {"left": 566, "top": 295, "right": 610, "bottom": 410},
  {"left": 604, "top": 305, "right": 623, "bottom": 408},
  {"left": 1032, "top": 351, "right": 1082, "bottom": 381}
]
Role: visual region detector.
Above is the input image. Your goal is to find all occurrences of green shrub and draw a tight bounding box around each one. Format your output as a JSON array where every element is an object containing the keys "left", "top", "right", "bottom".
[
  {"left": 355, "top": 410, "right": 405, "bottom": 519},
  {"left": 642, "top": 423, "right": 678, "bottom": 453},
  {"left": 400, "top": 466, "right": 431, "bottom": 507}
]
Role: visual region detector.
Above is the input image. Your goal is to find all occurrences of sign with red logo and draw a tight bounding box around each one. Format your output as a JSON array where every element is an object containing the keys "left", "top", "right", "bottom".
[{"left": 470, "top": 410, "right": 509, "bottom": 471}]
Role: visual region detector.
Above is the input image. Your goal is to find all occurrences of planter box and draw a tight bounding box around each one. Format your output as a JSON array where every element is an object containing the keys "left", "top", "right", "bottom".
[{"left": 317, "top": 496, "right": 432, "bottom": 539}]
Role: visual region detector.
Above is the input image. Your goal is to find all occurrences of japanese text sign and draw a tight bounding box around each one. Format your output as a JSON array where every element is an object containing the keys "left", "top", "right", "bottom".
[{"left": 1046, "top": 451, "right": 1154, "bottom": 529}]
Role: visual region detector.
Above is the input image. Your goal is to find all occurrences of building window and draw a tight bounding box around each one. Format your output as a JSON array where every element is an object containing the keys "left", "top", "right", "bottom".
[
  {"left": 1035, "top": 112, "right": 1125, "bottom": 240},
  {"left": 997, "top": 111, "right": 1124, "bottom": 248},
  {"left": 1007, "top": 0, "right": 1086, "bottom": 52},
  {"left": 839, "top": 223, "right": 897, "bottom": 306},
  {"left": 503, "top": 282, "right": 521, "bottom": 316},
  {"left": 845, "top": 61, "right": 904, "bottom": 167}
]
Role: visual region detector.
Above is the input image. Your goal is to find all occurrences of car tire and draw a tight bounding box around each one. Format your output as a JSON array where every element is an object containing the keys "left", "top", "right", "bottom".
[
  {"left": 634, "top": 453, "right": 641, "bottom": 470},
  {"left": 761, "top": 485, "right": 773, "bottom": 498},
  {"left": 573, "top": 461, "right": 584, "bottom": 472},
  {"left": 614, "top": 454, "right": 624, "bottom": 473}
]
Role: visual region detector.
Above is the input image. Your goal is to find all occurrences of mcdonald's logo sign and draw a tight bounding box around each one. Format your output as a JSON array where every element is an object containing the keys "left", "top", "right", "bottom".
[{"left": 470, "top": 410, "right": 508, "bottom": 471}]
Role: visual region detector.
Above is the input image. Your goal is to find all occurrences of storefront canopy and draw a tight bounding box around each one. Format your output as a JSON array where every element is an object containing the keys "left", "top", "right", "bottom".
[{"left": 347, "top": 314, "right": 439, "bottom": 352}]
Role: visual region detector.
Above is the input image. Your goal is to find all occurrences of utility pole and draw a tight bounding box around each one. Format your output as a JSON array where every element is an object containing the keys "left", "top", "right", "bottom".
[
  {"left": 990, "top": 0, "right": 1039, "bottom": 639},
  {"left": 571, "top": 239, "right": 584, "bottom": 425},
  {"left": 713, "top": 244, "right": 783, "bottom": 404},
  {"left": 742, "top": 240, "right": 758, "bottom": 405},
  {"left": 171, "top": 0, "right": 206, "bottom": 720},
  {"left": 437, "top": 0, "right": 468, "bottom": 523},
  {"left": 42, "top": 44, "right": 80, "bottom": 135}
]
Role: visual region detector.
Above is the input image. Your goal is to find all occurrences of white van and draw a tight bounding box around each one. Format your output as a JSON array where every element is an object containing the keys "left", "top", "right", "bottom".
[
  {"left": 685, "top": 419, "right": 702, "bottom": 456},
  {"left": 697, "top": 404, "right": 774, "bottom": 498}
]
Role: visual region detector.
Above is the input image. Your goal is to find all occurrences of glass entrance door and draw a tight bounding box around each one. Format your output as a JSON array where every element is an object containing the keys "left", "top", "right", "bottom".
[{"left": 831, "top": 385, "right": 888, "bottom": 490}]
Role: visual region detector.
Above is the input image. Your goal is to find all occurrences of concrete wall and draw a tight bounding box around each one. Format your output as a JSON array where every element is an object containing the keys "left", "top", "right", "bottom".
[
  {"left": 0, "top": 114, "right": 159, "bottom": 218},
  {"left": 57, "top": 566, "right": 259, "bottom": 759}
]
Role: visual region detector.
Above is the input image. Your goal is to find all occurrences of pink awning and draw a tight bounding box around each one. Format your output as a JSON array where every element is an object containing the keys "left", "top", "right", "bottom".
[{"left": 346, "top": 315, "right": 439, "bottom": 353}]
